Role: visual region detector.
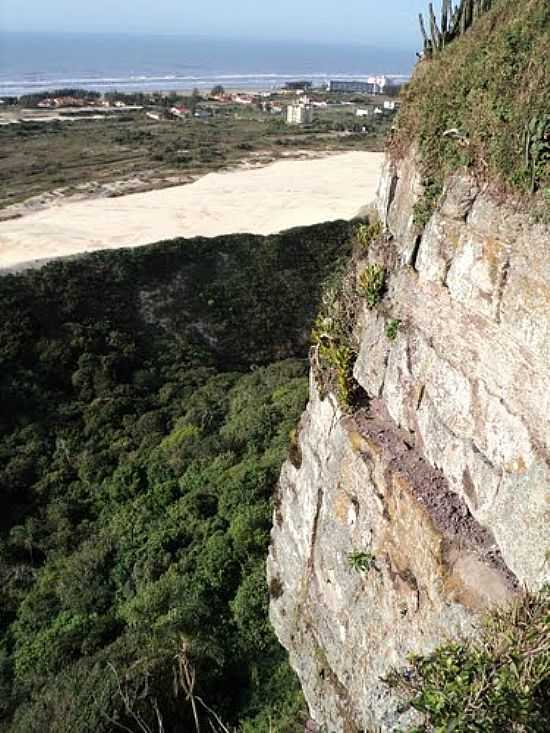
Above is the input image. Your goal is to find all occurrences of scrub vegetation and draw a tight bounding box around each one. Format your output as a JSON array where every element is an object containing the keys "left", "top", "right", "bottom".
[
  {"left": 385, "top": 588, "right": 550, "bottom": 731},
  {"left": 397, "top": 0, "right": 549, "bottom": 211}
]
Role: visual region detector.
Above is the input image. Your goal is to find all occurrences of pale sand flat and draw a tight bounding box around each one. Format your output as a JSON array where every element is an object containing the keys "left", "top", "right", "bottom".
[{"left": 0, "top": 151, "right": 384, "bottom": 269}]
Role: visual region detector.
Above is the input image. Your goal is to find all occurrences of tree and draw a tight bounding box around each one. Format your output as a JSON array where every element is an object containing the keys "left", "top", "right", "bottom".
[{"left": 210, "top": 85, "right": 225, "bottom": 98}]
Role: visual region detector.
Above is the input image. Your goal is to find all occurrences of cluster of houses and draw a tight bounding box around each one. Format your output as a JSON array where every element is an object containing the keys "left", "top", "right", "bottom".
[
  {"left": 286, "top": 94, "right": 399, "bottom": 127},
  {"left": 167, "top": 92, "right": 399, "bottom": 128},
  {"left": 36, "top": 96, "right": 137, "bottom": 110},
  {"left": 37, "top": 96, "right": 88, "bottom": 108},
  {"left": 167, "top": 92, "right": 285, "bottom": 122}
]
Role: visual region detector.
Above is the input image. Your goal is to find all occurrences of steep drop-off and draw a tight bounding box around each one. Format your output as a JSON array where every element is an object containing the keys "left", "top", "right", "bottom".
[
  {"left": 268, "top": 2, "right": 549, "bottom": 728},
  {"left": 268, "top": 153, "right": 549, "bottom": 730}
]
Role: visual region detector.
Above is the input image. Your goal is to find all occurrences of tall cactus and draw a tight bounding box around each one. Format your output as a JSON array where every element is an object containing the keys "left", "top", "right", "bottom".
[
  {"left": 441, "top": 0, "right": 450, "bottom": 38},
  {"left": 429, "top": 3, "right": 443, "bottom": 49},
  {"left": 419, "top": 12, "right": 429, "bottom": 45},
  {"left": 418, "top": 0, "right": 494, "bottom": 56}
]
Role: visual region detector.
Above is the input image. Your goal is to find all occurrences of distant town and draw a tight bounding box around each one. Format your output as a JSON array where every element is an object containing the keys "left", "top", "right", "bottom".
[{"left": 0, "top": 75, "right": 405, "bottom": 128}]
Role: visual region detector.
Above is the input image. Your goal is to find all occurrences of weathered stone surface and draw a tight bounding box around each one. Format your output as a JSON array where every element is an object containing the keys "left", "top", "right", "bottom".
[
  {"left": 268, "top": 381, "right": 518, "bottom": 732},
  {"left": 269, "top": 151, "right": 549, "bottom": 731},
  {"left": 377, "top": 150, "right": 422, "bottom": 266},
  {"left": 439, "top": 173, "right": 479, "bottom": 221},
  {"left": 360, "top": 155, "right": 550, "bottom": 587}
]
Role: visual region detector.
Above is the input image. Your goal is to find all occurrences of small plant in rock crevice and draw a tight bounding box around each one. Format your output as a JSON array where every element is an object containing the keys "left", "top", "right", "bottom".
[
  {"left": 358, "top": 265, "right": 386, "bottom": 309},
  {"left": 312, "top": 326, "right": 357, "bottom": 409},
  {"left": 354, "top": 218, "right": 382, "bottom": 251},
  {"left": 347, "top": 550, "right": 376, "bottom": 573},
  {"left": 311, "top": 264, "right": 360, "bottom": 410},
  {"left": 288, "top": 428, "right": 302, "bottom": 469},
  {"left": 413, "top": 179, "right": 443, "bottom": 229},
  {"left": 385, "top": 319, "right": 401, "bottom": 341}
]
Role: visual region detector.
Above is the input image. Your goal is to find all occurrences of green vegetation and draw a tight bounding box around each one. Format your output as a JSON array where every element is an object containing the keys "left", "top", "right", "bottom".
[
  {"left": 347, "top": 551, "right": 376, "bottom": 573},
  {"left": 385, "top": 588, "right": 550, "bottom": 731},
  {"left": 413, "top": 179, "right": 443, "bottom": 228},
  {"left": 311, "top": 261, "right": 359, "bottom": 409},
  {"left": 358, "top": 264, "right": 386, "bottom": 308},
  {"left": 0, "top": 221, "right": 352, "bottom": 731},
  {"left": 312, "top": 220, "right": 387, "bottom": 407},
  {"left": 353, "top": 218, "right": 382, "bottom": 250},
  {"left": 385, "top": 319, "right": 401, "bottom": 340},
  {"left": 398, "top": 0, "right": 550, "bottom": 201}
]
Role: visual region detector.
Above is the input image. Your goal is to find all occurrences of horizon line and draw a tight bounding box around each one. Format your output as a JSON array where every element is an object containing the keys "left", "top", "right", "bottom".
[{"left": 0, "top": 28, "right": 418, "bottom": 54}]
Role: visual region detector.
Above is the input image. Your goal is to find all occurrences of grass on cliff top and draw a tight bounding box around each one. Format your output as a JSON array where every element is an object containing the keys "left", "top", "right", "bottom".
[
  {"left": 395, "top": 0, "right": 549, "bottom": 204},
  {"left": 386, "top": 587, "right": 550, "bottom": 731}
]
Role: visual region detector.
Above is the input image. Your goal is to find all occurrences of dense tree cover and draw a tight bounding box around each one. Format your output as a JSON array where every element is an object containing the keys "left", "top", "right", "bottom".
[
  {"left": 0, "top": 222, "right": 353, "bottom": 731},
  {"left": 19, "top": 89, "right": 101, "bottom": 106}
]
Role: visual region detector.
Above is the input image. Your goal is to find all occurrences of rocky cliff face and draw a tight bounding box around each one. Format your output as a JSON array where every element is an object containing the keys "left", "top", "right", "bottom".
[{"left": 267, "top": 152, "right": 550, "bottom": 731}]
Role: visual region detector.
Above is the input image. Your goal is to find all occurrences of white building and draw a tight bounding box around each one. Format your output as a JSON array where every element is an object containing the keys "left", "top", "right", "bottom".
[
  {"left": 286, "top": 100, "right": 314, "bottom": 125},
  {"left": 368, "top": 75, "right": 387, "bottom": 93},
  {"left": 356, "top": 108, "right": 370, "bottom": 117}
]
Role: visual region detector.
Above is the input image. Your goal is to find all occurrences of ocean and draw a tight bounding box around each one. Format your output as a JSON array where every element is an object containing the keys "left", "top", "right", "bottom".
[{"left": 0, "top": 32, "right": 414, "bottom": 96}]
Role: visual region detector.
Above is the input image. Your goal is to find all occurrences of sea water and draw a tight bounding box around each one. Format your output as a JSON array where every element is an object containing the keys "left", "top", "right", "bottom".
[{"left": 0, "top": 31, "right": 413, "bottom": 96}]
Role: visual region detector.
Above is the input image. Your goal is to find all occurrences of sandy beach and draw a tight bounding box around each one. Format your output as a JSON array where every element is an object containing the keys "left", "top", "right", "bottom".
[{"left": 0, "top": 151, "right": 384, "bottom": 270}]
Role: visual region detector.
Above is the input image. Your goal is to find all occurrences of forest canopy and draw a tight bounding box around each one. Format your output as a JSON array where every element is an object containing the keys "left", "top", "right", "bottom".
[{"left": 0, "top": 221, "right": 352, "bottom": 732}]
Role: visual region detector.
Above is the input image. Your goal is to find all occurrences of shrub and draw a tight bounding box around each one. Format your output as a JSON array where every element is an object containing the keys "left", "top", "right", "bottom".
[
  {"left": 385, "top": 587, "right": 550, "bottom": 731},
  {"left": 358, "top": 265, "right": 386, "bottom": 308}
]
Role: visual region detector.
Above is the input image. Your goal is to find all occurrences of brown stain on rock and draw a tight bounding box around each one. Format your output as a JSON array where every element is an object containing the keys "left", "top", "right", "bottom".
[
  {"left": 333, "top": 487, "right": 354, "bottom": 526},
  {"left": 482, "top": 236, "right": 506, "bottom": 286},
  {"left": 350, "top": 405, "right": 519, "bottom": 607}
]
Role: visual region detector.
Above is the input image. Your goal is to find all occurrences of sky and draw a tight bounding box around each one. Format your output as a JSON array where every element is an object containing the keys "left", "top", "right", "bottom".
[{"left": 0, "top": 0, "right": 427, "bottom": 49}]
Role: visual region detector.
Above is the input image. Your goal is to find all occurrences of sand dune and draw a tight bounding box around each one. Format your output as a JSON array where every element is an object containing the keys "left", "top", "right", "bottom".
[{"left": 0, "top": 151, "right": 384, "bottom": 270}]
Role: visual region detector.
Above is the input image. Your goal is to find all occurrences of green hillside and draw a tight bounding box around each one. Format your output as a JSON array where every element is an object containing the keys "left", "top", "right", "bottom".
[{"left": 0, "top": 222, "right": 352, "bottom": 732}]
